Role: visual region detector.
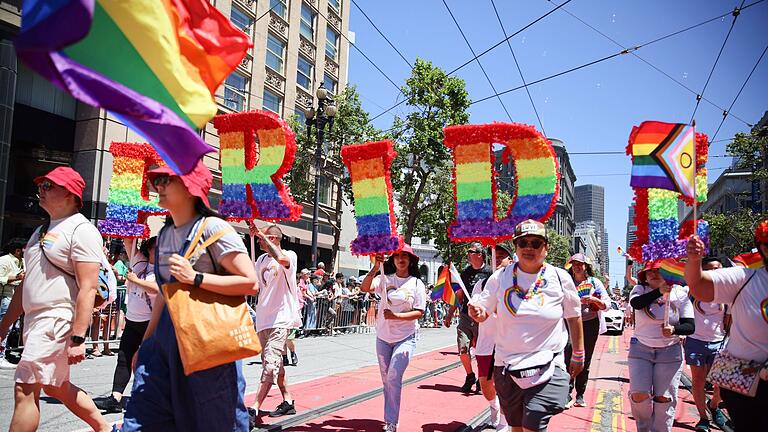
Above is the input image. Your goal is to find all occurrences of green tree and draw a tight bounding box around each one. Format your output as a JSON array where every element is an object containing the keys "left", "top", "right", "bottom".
[
  {"left": 545, "top": 230, "right": 571, "bottom": 269},
  {"left": 389, "top": 58, "right": 471, "bottom": 257},
  {"left": 727, "top": 126, "right": 768, "bottom": 183},
  {"left": 703, "top": 209, "right": 765, "bottom": 257}
]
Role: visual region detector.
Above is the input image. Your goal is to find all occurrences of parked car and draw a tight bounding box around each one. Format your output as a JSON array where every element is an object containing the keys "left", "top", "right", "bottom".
[{"left": 603, "top": 300, "right": 625, "bottom": 335}]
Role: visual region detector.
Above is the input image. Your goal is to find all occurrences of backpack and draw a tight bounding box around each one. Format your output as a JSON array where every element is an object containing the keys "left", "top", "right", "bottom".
[{"left": 38, "top": 220, "right": 116, "bottom": 308}]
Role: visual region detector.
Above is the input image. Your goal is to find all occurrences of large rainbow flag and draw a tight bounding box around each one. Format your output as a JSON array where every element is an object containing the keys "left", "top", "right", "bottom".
[
  {"left": 659, "top": 258, "right": 686, "bottom": 285},
  {"left": 15, "top": 0, "right": 249, "bottom": 174},
  {"left": 733, "top": 251, "right": 764, "bottom": 269},
  {"left": 629, "top": 121, "right": 696, "bottom": 198}
]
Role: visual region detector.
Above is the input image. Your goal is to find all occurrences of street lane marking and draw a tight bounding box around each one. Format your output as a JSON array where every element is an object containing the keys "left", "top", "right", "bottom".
[
  {"left": 607, "top": 336, "right": 619, "bottom": 354},
  {"left": 591, "top": 389, "right": 622, "bottom": 432}
]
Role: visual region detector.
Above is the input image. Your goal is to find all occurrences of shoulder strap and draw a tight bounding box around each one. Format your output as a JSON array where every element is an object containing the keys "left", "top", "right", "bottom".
[
  {"left": 732, "top": 270, "right": 757, "bottom": 307},
  {"left": 38, "top": 220, "right": 76, "bottom": 279}
]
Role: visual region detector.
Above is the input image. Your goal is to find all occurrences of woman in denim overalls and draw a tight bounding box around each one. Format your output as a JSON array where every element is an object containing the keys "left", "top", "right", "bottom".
[{"left": 121, "top": 161, "right": 258, "bottom": 431}]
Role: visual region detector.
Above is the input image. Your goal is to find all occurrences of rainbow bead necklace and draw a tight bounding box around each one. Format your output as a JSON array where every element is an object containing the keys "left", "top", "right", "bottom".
[{"left": 511, "top": 263, "right": 548, "bottom": 300}]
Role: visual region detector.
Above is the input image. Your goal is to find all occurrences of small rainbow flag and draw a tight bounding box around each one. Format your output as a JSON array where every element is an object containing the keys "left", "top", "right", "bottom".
[
  {"left": 733, "top": 251, "right": 764, "bottom": 269},
  {"left": 431, "top": 266, "right": 457, "bottom": 306},
  {"left": 576, "top": 281, "right": 594, "bottom": 298},
  {"left": 659, "top": 258, "right": 686, "bottom": 285},
  {"left": 629, "top": 121, "right": 696, "bottom": 198},
  {"left": 16, "top": 0, "right": 250, "bottom": 174}
]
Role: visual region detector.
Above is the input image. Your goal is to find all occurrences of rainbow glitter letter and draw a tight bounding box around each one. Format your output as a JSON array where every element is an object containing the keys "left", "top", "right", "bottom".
[
  {"left": 97, "top": 142, "right": 168, "bottom": 238},
  {"left": 341, "top": 140, "right": 403, "bottom": 255},
  {"left": 214, "top": 111, "right": 303, "bottom": 221},
  {"left": 443, "top": 123, "right": 560, "bottom": 244}
]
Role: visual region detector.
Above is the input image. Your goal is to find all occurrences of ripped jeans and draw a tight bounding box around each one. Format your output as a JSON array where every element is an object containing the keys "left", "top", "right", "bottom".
[{"left": 627, "top": 338, "right": 683, "bottom": 432}]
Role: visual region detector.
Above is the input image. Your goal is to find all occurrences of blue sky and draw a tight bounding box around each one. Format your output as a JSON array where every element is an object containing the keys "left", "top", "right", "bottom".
[{"left": 344, "top": 0, "right": 768, "bottom": 285}]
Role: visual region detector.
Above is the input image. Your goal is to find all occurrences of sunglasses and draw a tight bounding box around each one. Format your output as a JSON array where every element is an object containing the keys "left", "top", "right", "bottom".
[
  {"left": 516, "top": 238, "right": 545, "bottom": 250},
  {"left": 37, "top": 180, "right": 54, "bottom": 191},
  {"left": 151, "top": 174, "right": 171, "bottom": 189}
]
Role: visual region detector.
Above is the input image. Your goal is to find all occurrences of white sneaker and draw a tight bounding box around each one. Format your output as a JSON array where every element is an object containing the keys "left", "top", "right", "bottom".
[
  {"left": 383, "top": 422, "right": 397, "bottom": 432},
  {"left": 489, "top": 404, "right": 500, "bottom": 427},
  {"left": 0, "top": 357, "right": 17, "bottom": 370}
]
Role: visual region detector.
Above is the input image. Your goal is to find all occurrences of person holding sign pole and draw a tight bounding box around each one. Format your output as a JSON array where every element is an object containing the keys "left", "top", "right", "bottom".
[
  {"left": 360, "top": 245, "right": 426, "bottom": 432},
  {"left": 628, "top": 261, "right": 694, "bottom": 432}
]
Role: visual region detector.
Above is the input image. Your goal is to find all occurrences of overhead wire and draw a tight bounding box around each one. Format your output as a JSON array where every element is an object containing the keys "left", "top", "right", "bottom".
[
  {"left": 690, "top": 1, "right": 747, "bottom": 124},
  {"left": 441, "top": 0, "right": 513, "bottom": 121},
  {"left": 710, "top": 43, "right": 768, "bottom": 141},
  {"left": 469, "top": 0, "right": 764, "bottom": 107},
  {"left": 545, "top": 0, "right": 756, "bottom": 128},
  {"left": 490, "top": 0, "right": 546, "bottom": 135}
]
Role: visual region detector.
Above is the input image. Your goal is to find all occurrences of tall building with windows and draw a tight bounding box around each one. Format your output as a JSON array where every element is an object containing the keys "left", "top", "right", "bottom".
[
  {"left": 0, "top": 0, "right": 351, "bottom": 270},
  {"left": 550, "top": 138, "right": 577, "bottom": 245},
  {"left": 574, "top": 184, "right": 608, "bottom": 274},
  {"left": 626, "top": 203, "right": 637, "bottom": 251}
]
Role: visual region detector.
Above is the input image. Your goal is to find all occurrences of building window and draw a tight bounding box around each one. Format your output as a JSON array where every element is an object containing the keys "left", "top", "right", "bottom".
[
  {"left": 270, "top": 0, "right": 287, "bottom": 19},
  {"left": 328, "top": 0, "right": 340, "bottom": 12},
  {"left": 318, "top": 175, "right": 331, "bottom": 205},
  {"left": 323, "top": 73, "right": 337, "bottom": 94},
  {"left": 263, "top": 88, "right": 282, "bottom": 114},
  {"left": 297, "top": 56, "right": 313, "bottom": 90},
  {"left": 266, "top": 33, "right": 285, "bottom": 73},
  {"left": 294, "top": 106, "right": 307, "bottom": 125},
  {"left": 230, "top": 6, "right": 253, "bottom": 36},
  {"left": 224, "top": 72, "right": 248, "bottom": 111},
  {"left": 300, "top": 3, "right": 316, "bottom": 41},
  {"left": 325, "top": 27, "right": 339, "bottom": 59}
]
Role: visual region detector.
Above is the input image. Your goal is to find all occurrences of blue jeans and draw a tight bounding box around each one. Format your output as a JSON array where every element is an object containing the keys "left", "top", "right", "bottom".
[
  {"left": 304, "top": 301, "right": 317, "bottom": 329},
  {"left": 0, "top": 296, "right": 10, "bottom": 352},
  {"left": 122, "top": 307, "right": 249, "bottom": 431},
  {"left": 628, "top": 338, "right": 683, "bottom": 432},
  {"left": 376, "top": 334, "right": 416, "bottom": 424}
]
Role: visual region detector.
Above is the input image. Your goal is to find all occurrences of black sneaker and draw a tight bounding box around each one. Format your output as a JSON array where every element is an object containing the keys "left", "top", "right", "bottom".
[
  {"left": 474, "top": 378, "right": 480, "bottom": 393},
  {"left": 574, "top": 395, "right": 586, "bottom": 407},
  {"left": 291, "top": 351, "right": 298, "bottom": 366},
  {"left": 695, "top": 418, "right": 710, "bottom": 432},
  {"left": 248, "top": 407, "right": 260, "bottom": 429},
  {"left": 268, "top": 400, "right": 296, "bottom": 417},
  {"left": 460, "top": 373, "right": 476, "bottom": 393},
  {"left": 282, "top": 354, "right": 290, "bottom": 366},
  {"left": 94, "top": 395, "right": 122, "bottom": 414}
]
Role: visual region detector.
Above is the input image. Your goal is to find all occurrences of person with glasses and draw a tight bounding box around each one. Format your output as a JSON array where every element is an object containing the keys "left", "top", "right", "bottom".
[
  {"left": 445, "top": 241, "right": 492, "bottom": 394},
  {"left": 360, "top": 244, "right": 426, "bottom": 432},
  {"left": 121, "top": 161, "right": 258, "bottom": 432},
  {"left": 469, "top": 219, "right": 584, "bottom": 432},
  {"left": 248, "top": 222, "right": 302, "bottom": 425},
  {"left": 564, "top": 253, "right": 609, "bottom": 409},
  {"left": 684, "top": 220, "right": 768, "bottom": 431},
  {"left": 0, "top": 167, "right": 110, "bottom": 431},
  {"left": 628, "top": 260, "right": 694, "bottom": 432}
]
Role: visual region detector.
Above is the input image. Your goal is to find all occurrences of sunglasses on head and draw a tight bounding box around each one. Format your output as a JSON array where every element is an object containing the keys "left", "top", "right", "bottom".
[
  {"left": 37, "top": 180, "right": 54, "bottom": 191},
  {"left": 151, "top": 174, "right": 171, "bottom": 188},
  {"left": 516, "top": 238, "right": 545, "bottom": 250}
]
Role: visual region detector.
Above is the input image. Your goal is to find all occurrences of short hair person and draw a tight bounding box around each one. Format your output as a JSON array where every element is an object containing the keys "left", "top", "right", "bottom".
[{"left": 0, "top": 167, "right": 110, "bottom": 431}]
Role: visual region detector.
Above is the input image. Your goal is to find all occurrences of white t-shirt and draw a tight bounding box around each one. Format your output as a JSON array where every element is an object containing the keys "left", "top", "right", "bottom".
[
  {"left": 125, "top": 253, "right": 157, "bottom": 322},
  {"left": 253, "top": 250, "right": 301, "bottom": 332},
  {"left": 630, "top": 284, "right": 693, "bottom": 348},
  {"left": 472, "top": 277, "right": 497, "bottom": 356},
  {"left": 372, "top": 274, "right": 426, "bottom": 344},
  {"left": 474, "top": 263, "right": 581, "bottom": 371},
  {"left": 23, "top": 213, "right": 103, "bottom": 321},
  {"left": 575, "top": 277, "right": 609, "bottom": 322},
  {"left": 690, "top": 298, "right": 726, "bottom": 343},
  {"left": 709, "top": 267, "right": 768, "bottom": 363}
]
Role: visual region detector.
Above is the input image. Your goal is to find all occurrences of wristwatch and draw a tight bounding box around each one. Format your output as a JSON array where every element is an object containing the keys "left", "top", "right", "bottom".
[
  {"left": 194, "top": 272, "right": 204, "bottom": 288},
  {"left": 70, "top": 335, "right": 86, "bottom": 345}
]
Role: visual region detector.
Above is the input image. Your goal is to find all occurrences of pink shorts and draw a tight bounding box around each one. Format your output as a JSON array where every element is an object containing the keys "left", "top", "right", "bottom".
[
  {"left": 15, "top": 316, "right": 71, "bottom": 386},
  {"left": 476, "top": 353, "right": 495, "bottom": 380}
]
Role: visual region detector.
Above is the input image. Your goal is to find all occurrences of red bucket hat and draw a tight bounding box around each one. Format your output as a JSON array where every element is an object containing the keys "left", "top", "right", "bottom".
[
  {"left": 34, "top": 167, "right": 86, "bottom": 208},
  {"left": 637, "top": 260, "right": 663, "bottom": 283},
  {"left": 147, "top": 160, "right": 212, "bottom": 207},
  {"left": 392, "top": 244, "right": 419, "bottom": 263}
]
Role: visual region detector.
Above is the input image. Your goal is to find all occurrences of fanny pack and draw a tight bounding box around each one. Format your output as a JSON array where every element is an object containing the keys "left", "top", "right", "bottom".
[{"left": 503, "top": 353, "right": 557, "bottom": 389}]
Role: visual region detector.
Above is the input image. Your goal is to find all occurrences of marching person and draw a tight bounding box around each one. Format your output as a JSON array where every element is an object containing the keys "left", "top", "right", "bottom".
[
  {"left": 0, "top": 238, "right": 25, "bottom": 370},
  {"left": 628, "top": 261, "right": 694, "bottom": 432},
  {"left": 94, "top": 236, "right": 158, "bottom": 414},
  {"left": 249, "top": 222, "right": 302, "bottom": 424},
  {"left": 685, "top": 220, "right": 768, "bottom": 431},
  {"left": 564, "top": 253, "right": 609, "bottom": 408},
  {"left": 469, "top": 220, "right": 585, "bottom": 432},
  {"left": 445, "top": 242, "right": 492, "bottom": 394},
  {"left": 0, "top": 167, "right": 110, "bottom": 431},
  {"left": 683, "top": 257, "right": 728, "bottom": 432},
  {"left": 360, "top": 245, "right": 426, "bottom": 432},
  {"left": 471, "top": 243, "right": 513, "bottom": 431},
  {"left": 121, "top": 161, "right": 258, "bottom": 431}
]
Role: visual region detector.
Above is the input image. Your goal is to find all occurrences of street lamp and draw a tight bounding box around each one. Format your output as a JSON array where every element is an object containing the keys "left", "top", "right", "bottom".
[{"left": 304, "top": 83, "right": 337, "bottom": 269}]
